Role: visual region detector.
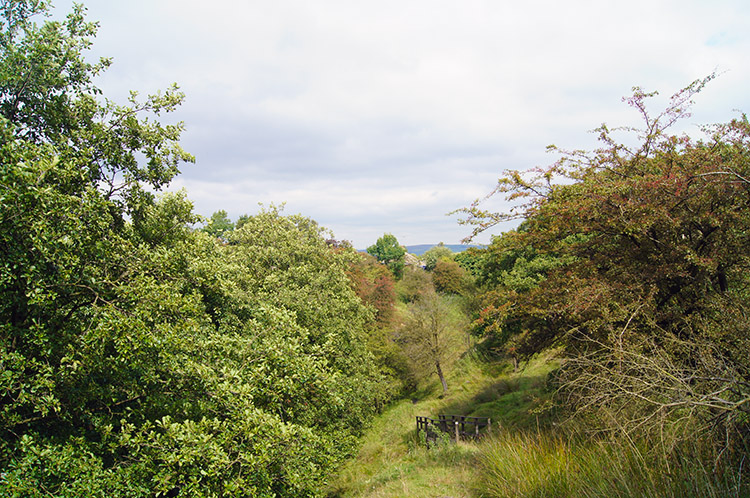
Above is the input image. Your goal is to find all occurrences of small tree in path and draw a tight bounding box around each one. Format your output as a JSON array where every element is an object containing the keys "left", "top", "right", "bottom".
[{"left": 399, "top": 291, "right": 465, "bottom": 394}]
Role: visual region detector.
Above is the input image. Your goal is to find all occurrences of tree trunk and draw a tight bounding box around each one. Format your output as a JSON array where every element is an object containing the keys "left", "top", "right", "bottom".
[{"left": 435, "top": 360, "right": 448, "bottom": 394}]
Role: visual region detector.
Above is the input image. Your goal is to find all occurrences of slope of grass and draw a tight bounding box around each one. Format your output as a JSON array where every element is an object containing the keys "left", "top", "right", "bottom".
[
  {"left": 327, "top": 344, "right": 747, "bottom": 498},
  {"left": 326, "top": 350, "right": 558, "bottom": 497}
]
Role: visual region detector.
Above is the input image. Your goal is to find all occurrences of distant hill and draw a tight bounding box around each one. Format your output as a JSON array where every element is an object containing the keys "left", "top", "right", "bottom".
[{"left": 405, "top": 244, "right": 482, "bottom": 256}]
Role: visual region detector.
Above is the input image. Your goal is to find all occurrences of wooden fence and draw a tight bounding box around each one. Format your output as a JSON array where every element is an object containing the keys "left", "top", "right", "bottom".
[{"left": 416, "top": 414, "right": 491, "bottom": 446}]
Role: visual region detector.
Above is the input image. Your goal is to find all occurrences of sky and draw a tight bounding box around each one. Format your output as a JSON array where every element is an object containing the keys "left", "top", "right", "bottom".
[{"left": 53, "top": 0, "right": 750, "bottom": 248}]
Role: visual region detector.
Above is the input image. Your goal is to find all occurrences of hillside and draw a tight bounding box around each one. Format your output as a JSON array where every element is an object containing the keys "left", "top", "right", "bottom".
[{"left": 405, "top": 244, "right": 482, "bottom": 256}]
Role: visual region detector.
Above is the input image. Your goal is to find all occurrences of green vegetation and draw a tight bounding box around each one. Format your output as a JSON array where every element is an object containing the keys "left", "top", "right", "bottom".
[
  {"left": 422, "top": 243, "right": 454, "bottom": 271},
  {"left": 202, "top": 209, "right": 234, "bottom": 238},
  {"left": 0, "top": 3, "right": 388, "bottom": 496},
  {"left": 453, "top": 74, "right": 750, "bottom": 496},
  {"left": 327, "top": 350, "right": 558, "bottom": 497},
  {"left": 367, "top": 233, "right": 407, "bottom": 279},
  {"left": 332, "top": 77, "right": 750, "bottom": 497},
  {"left": 396, "top": 292, "right": 466, "bottom": 394},
  {"left": 461, "top": 74, "right": 750, "bottom": 434},
  {"left": 478, "top": 431, "right": 748, "bottom": 498},
  {"left": 3, "top": 1, "right": 749, "bottom": 496}
]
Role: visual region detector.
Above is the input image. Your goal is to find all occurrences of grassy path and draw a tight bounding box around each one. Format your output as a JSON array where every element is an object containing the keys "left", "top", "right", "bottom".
[
  {"left": 326, "top": 352, "right": 557, "bottom": 497},
  {"left": 328, "top": 347, "right": 747, "bottom": 498},
  {"left": 328, "top": 397, "right": 481, "bottom": 497}
]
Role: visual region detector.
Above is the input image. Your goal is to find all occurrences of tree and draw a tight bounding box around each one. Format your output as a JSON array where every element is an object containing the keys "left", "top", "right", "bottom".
[
  {"left": 453, "top": 247, "right": 484, "bottom": 278},
  {"left": 423, "top": 243, "right": 453, "bottom": 271},
  {"left": 457, "top": 74, "right": 750, "bottom": 452},
  {"left": 398, "top": 265, "right": 434, "bottom": 303},
  {"left": 0, "top": 3, "right": 389, "bottom": 495},
  {"left": 202, "top": 209, "right": 234, "bottom": 238},
  {"left": 432, "top": 258, "right": 466, "bottom": 295},
  {"left": 345, "top": 252, "right": 415, "bottom": 394},
  {"left": 347, "top": 252, "right": 397, "bottom": 327},
  {"left": 0, "top": 2, "right": 192, "bottom": 200},
  {"left": 398, "top": 291, "right": 466, "bottom": 394},
  {"left": 235, "top": 213, "right": 251, "bottom": 229},
  {"left": 224, "top": 205, "right": 390, "bottom": 421},
  {"left": 367, "top": 233, "right": 406, "bottom": 279}
]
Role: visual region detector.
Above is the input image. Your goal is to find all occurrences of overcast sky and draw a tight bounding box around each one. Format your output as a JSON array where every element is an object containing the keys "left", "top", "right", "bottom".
[{"left": 54, "top": 0, "right": 750, "bottom": 248}]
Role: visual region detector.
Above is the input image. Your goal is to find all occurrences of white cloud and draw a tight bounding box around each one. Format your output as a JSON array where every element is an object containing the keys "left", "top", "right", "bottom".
[{"left": 55, "top": 0, "right": 750, "bottom": 247}]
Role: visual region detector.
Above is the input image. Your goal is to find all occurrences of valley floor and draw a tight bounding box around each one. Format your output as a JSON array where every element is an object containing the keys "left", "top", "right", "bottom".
[{"left": 327, "top": 351, "right": 557, "bottom": 497}]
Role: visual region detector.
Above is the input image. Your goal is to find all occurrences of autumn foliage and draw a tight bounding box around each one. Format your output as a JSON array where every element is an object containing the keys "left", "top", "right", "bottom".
[
  {"left": 460, "top": 75, "right": 750, "bottom": 454},
  {"left": 347, "top": 253, "right": 397, "bottom": 327}
]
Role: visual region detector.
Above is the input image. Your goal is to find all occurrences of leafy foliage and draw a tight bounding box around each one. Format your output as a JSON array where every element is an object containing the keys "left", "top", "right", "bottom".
[
  {"left": 422, "top": 243, "right": 453, "bottom": 271},
  {"left": 459, "top": 75, "right": 750, "bottom": 451},
  {"left": 345, "top": 252, "right": 415, "bottom": 394},
  {"left": 0, "top": 2, "right": 389, "bottom": 495},
  {"left": 201, "top": 209, "right": 234, "bottom": 238},
  {"left": 367, "top": 233, "right": 406, "bottom": 279},
  {"left": 397, "top": 292, "right": 467, "bottom": 394},
  {"left": 453, "top": 247, "right": 484, "bottom": 278},
  {"left": 431, "top": 258, "right": 467, "bottom": 295},
  {"left": 346, "top": 252, "right": 396, "bottom": 328}
]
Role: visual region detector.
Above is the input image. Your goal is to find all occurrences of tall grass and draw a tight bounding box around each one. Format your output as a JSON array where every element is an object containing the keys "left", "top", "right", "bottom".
[{"left": 477, "top": 430, "right": 748, "bottom": 498}]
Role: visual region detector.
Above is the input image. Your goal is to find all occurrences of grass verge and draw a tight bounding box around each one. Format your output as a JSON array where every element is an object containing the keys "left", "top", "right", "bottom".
[{"left": 476, "top": 430, "right": 748, "bottom": 498}]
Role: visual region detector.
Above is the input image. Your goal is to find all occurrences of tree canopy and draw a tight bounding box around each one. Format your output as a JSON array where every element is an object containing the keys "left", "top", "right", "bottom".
[
  {"left": 422, "top": 243, "right": 453, "bottom": 271},
  {"left": 459, "top": 74, "right": 750, "bottom": 451},
  {"left": 366, "top": 233, "right": 406, "bottom": 279},
  {"left": 0, "top": 2, "right": 389, "bottom": 495},
  {"left": 202, "top": 209, "right": 234, "bottom": 238}
]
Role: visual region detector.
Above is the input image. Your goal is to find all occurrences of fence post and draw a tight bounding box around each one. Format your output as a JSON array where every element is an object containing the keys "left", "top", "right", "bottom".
[{"left": 454, "top": 421, "right": 460, "bottom": 442}]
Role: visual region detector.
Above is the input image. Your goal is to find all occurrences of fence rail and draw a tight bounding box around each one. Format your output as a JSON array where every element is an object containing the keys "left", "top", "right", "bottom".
[{"left": 416, "top": 414, "right": 491, "bottom": 446}]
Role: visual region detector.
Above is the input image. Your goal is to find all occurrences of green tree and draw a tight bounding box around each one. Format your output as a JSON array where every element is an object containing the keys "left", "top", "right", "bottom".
[
  {"left": 224, "top": 206, "right": 390, "bottom": 430},
  {"left": 367, "top": 233, "right": 406, "bottom": 279},
  {"left": 453, "top": 247, "right": 484, "bottom": 278},
  {"left": 397, "top": 265, "right": 434, "bottom": 303},
  {"left": 432, "top": 258, "right": 466, "bottom": 295},
  {"left": 423, "top": 243, "right": 454, "bottom": 271},
  {"left": 1, "top": 2, "right": 193, "bottom": 469},
  {"left": 0, "top": 3, "right": 388, "bottom": 496},
  {"left": 235, "top": 213, "right": 251, "bottom": 230},
  {"left": 202, "top": 209, "right": 234, "bottom": 238}
]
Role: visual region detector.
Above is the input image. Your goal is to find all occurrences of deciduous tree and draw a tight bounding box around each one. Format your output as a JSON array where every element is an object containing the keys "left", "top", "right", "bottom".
[
  {"left": 423, "top": 243, "right": 453, "bottom": 271},
  {"left": 457, "top": 74, "right": 750, "bottom": 451},
  {"left": 398, "top": 291, "right": 466, "bottom": 394},
  {"left": 202, "top": 209, "right": 234, "bottom": 238},
  {"left": 432, "top": 258, "right": 466, "bottom": 295},
  {"left": 367, "top": 233, "right": 406, "bottom": 279},
  {"left": 0, "top": 3, "right": 389, "bottom": 495}
]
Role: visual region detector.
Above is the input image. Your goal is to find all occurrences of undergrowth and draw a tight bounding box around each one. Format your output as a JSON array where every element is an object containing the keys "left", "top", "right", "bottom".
[{"left": 328, "top": 344, "right": 747, "bottom": 498}]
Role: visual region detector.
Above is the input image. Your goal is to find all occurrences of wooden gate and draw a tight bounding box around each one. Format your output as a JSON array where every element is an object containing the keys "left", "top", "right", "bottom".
[{"left": 416, "top": 414, "right": 491, "bottom": 446}]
